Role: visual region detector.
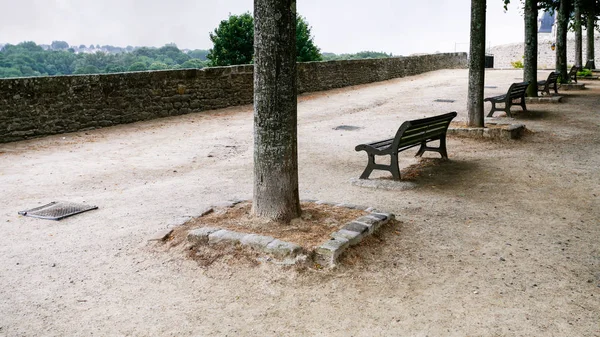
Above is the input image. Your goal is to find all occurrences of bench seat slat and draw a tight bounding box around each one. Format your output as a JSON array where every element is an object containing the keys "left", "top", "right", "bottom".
[
  {"left": 355, "top": 111, "right": 457, "bottom": 180},
  {"left": 485, "top": 81, "right": 529, "bottom": 117}
]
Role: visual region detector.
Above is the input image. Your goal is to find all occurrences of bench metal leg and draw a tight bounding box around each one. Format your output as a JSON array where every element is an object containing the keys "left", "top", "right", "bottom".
[
  {"left": 520, "top": 98, "right": 527, "bottom": 112},
  {"left": 359, "top": 154, "right": 376, "bottom": 179},
  {"left": 439, "top": 136, "right": 448, "bottom": 159},
  {"left": 415, "top": 137, "right": 449, "bottom": 159},
  {"left": 390, "top": 154, "right": 400, "bottom": 180},
  {"left": 359, "top": 153, "right": 401, "bottom": 180},
  {"left": 487, "top": 102, "right": 499, "bottom": 117},
  {"left": 504, "top": 105, "right": 513, "bottom": 118}
]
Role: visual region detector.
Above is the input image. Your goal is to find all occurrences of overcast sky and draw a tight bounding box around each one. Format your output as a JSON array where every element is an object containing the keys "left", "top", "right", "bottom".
[{"left": 0, "top": 0, "right": 527, "bottom": 55}]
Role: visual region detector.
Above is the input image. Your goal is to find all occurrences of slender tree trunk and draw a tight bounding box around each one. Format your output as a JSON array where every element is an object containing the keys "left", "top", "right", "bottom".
[
  {"left": 467, "top": 0, "right": 486, "bottom": 127},
  {"left": 253, "top": 0, "right": 301, "bottom": 222},
  {"left": 556, "top": 0, "right": 571, "bottom": 81},
  {"left": 586, "top": 11, "right": 596, "bottom": 69},
  {"left": 574, "top": 1, "right": 583, "bottom": 67},
  {"left": 524, "top": 0, "right": 538, "bottom": 97}
]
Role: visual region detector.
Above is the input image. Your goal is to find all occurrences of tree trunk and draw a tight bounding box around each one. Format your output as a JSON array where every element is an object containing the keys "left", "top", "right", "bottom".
[
  {"left": 586, "top": 10, "right": 596, "bottom": 69},
  {"left": 467, "top": 0, "right": 486, "bottom": 127},
  {"left": 556, "top": 0, "right": 571, "bottom": 81},
  {"left": 524, "top": 0, "right": 538, "bottom": 97},
  {"left": 252, "top": 0, "right": 301, "bottom": 222},
  {"left": 574, "top": 2, "right": 583, "bottom": 67}
]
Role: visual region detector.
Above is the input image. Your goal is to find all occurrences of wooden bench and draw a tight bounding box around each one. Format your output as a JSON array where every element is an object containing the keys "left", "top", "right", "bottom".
[
  {"left": 537, "top": 72, "right": 559, "bottom": 96},
  {"left": 354, "top": 112, "right": 457, "bottom": 180},
  {"left": 569, "top": 65, "right": 581, "bottom": 83},
  {"left": 484, "top": 81, "right": 529, "bottom": 118}
]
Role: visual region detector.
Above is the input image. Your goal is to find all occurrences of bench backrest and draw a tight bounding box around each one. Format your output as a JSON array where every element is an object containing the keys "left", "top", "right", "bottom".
[
  {"left": 392, "top": 111, "right": 457, "bottom": 150},
  {"left": 569, "top": 65, "right": 580, "bottom": 75},
  {"left": 507, "top": 81, "right": 529, "bottom": 100},
  {"left": 545, "top": 72, "right": 559, "bottom": 83}
]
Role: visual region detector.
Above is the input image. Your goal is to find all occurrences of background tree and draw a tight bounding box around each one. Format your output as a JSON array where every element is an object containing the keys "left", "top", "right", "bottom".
[
  {"left": 583, "top": 0, "right": 599, "bottom": 68},
  {"left": 296, "top": 15, "right": 322, "bottom": 62},
  {"left": 51, "top": 40, "right": 69, "bottom": 50},
  {"left": 207, "top": 12, "right": 322, "bottom": 66},
  {"left": 253, "top": 0, "right": 301, "bottom": 222},
  {"left": 525, "top": 0, "right": 539, "bottom": 97},
  {"left": 0, "top": 41, "right": 210, "bottom": 78},
  {"left": 467, "top": 0, "right": 486, "bottom": 127},
  {"left": 321, "top": 51, "right": 393, "bottom": 60},
  {"left": 207, "top": 12, "right": 255, "bottom": 66},
  {"left": 556, "top": 0, "right": 573, "bottom": 81},
  {"left": 574, "top": 0, "right": 583, "bottom": 67}
]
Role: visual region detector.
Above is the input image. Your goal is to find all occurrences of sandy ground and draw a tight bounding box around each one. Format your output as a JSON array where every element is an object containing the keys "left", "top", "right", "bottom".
[{"left": 1, "top": 69, "right": 599, "bottom": 336}]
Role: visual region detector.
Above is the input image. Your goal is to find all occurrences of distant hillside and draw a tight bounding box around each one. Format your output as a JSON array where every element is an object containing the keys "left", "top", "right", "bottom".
[{"left": 0, "top": 41, "right": 210, "bottom": 78}]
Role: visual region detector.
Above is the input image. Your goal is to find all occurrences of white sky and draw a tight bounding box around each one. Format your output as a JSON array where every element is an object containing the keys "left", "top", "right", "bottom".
[{"left": 0, "top": 0, "right": 527, "bottom": 55}]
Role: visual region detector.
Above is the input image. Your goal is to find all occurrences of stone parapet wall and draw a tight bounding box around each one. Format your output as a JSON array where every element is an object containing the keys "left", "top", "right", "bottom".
[{"left": 0, "top": 53, "right": 466, "bottom": 143}]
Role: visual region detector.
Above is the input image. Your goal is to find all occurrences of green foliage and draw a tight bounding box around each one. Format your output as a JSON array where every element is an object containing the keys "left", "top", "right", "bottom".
[
  {"left": 187, "top": 49, "right": 209, "bottom": 60},
  {"left": 577, "top": 68, "right": 593, "bottom": 77},
  {"left": 510, "top": 60, "right": 524, "bottom": 68},
  {"left": 128, "top": 62, "right": 148, "bottom": 72},
  {"left": 207, "top": 12, "right": 322, "bottom": 66},
  {"left": 181, "top": 59, "right": 208, "bottom": 69},
  {"left": 322, "top": 51, "right": 393, "bottom": 61},
  {"left": 149, "top": 62, "right": 169, "bottom": 70},
  {"left": 51, "top": 40, "right": 69, "bottom": 50},
  {"left": 207, "top": 12, "right": 255, "bottom": 66},
  {"left": 0, "top": 41, "right": 209, "bottom": 78},
  {"left": 296, "top": 15, "right": 322, "bottom": 62}
]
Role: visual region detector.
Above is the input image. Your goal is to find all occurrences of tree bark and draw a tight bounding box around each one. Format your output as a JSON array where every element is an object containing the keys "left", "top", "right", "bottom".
[
  {"left": 574, "top": 1, "right": 583, "bottom": 67},
  {"left": 586, "top": 10, "right": 596, "bottom": 69},
  {"left": 467, "top": 0, "right": 486, "bottom": 127},
  {"left": 556, "top": 0, "right": 571, "bottom": 81},
  {"left": 252, "top": 0, "right": 301, "bottom": 222},
  {"left": 524, "top": 0, "right": 538, "bottom": 97}
]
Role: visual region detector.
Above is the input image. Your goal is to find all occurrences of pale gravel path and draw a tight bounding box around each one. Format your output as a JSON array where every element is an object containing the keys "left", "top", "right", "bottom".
[{"left": 1, "top": 69, "right": 599, "bottom": 336}]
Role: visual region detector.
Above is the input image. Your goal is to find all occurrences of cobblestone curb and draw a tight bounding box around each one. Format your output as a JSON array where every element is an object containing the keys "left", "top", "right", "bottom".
[
  {"left": 525, "top": 96, "right": 563, "bottom": 104},
  {"left": 448, "top": 123, "right": 525, "bottom": 140},
  {"left": 559, "top": 83, "right": 586, "bottom": 90},
  {"left": 166, "top": 199, "right": 395, "bottom": 267},
  {"left": 314, "top": 211, "right": 395, "bottom": 267}
]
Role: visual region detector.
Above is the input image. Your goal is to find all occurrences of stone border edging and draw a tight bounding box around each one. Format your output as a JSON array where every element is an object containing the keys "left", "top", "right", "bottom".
[
  {"left": 559, "top": 83, "right": 586, "bottom": 90},
  {"left": 447, "top": 123, "right": 525, "bottom": 140},
  {"left": 153, "top": 199, "right": 395, "bottom": 268},
  {"left": 525, "top": 96, "right": 563, "bottom": 104}
]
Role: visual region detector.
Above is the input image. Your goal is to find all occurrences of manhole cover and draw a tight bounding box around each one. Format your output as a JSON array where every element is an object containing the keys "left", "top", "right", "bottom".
[
  {"left": 18, "top": 201, "right": 98, "bottom": 220},
  {"left": 433, "top": 99, "right": 455, "bottom": 103},
  {"left": 333, "top": 125, "right": 361, "bottom": 131},
  {"left": 484, "top": 86, "right": 498, "bottom": 89}
]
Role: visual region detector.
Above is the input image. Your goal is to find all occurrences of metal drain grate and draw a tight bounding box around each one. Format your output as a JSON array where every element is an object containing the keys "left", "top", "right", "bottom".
[
  {"left": 333, "top": 125, "right": 361, "bottom": 131},
  {"left": 434, "top": 99, "right": 456, "bottom": 103},
  {"left": 18, "top": 201, "right": 98, "bottom": 221}
]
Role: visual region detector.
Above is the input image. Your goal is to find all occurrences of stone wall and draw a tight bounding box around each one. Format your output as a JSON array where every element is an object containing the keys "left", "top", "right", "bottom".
[{"left": 0, "top": 53, "right": 466, "bottom": 143}]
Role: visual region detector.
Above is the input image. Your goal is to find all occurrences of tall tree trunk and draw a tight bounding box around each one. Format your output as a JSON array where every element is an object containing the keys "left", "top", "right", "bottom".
[
  {"left": 253, "top": 0, "right": 301, "bottom": 222},
  {"left": 586, "top": 10, "right": 596, "bottom": 69},
  {"left": 467, "top": 0, "right": 486, "bottom": 127},
  {"left": 574, "top": 1, "right": 583, "bottom": 67},
  {"left": 524, "top": 0, "right": 538, "bottom": 97},
  {"left": 556, "top": 0, "right": 571, "bottom": 81}
]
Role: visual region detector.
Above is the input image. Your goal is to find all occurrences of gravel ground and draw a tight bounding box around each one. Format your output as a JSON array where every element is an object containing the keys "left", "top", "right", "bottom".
[{"left": 1, "top": 69, "right": 599, "bottom": 336}]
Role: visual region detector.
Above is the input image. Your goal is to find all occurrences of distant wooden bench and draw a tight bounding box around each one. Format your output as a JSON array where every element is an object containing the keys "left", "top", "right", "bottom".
[
  {"left": 569, "top": 65, "right": 581, "bottom": 83},
  {"left": 354, "top": 111, "right": 457, "bottom": 180},
  {"left": 537, "top": 72, "right": 559, "bottom": 96},
  {"left": 484, "top": 81, "right": 529, "bottom": 118}
]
